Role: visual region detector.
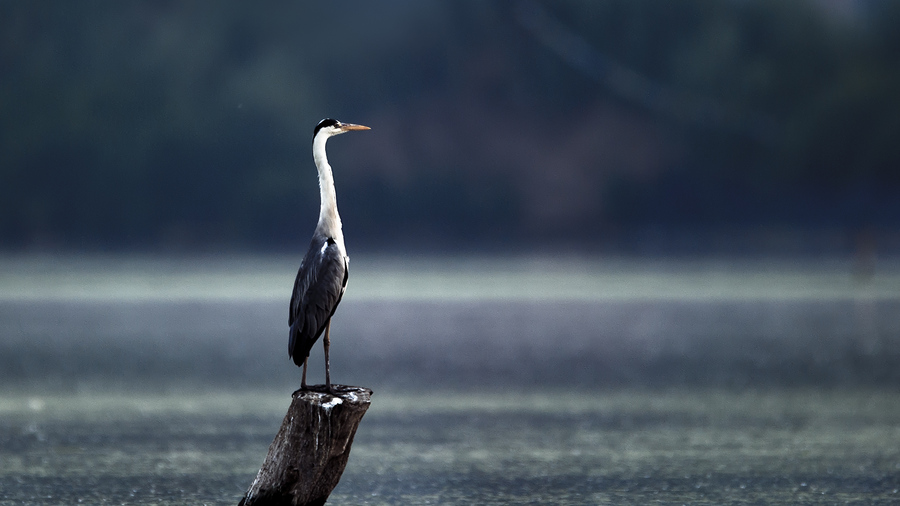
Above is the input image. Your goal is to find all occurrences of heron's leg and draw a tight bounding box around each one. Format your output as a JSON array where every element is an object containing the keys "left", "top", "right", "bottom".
[
  {"left": 324, "top": 319, "right": 332, "bottom": 393},
  {"left": 301, "top": 357, "right": 308, "bottom": 390}
]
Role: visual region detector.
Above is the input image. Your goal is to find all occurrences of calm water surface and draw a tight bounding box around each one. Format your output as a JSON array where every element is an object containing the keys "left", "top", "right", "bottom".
[{"left": 1, "top": 256, "right": 899, "bottom": 504}]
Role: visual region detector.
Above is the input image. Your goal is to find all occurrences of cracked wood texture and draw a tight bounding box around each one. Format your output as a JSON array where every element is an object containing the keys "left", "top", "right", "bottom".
[{"left": 239, "top": 385, "right": 373, "bottom": 506}]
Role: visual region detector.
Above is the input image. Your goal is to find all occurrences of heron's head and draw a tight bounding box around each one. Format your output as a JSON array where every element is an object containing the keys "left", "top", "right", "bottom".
[{"left": 313, "top": 118, "right": 370, "bottom": 140}]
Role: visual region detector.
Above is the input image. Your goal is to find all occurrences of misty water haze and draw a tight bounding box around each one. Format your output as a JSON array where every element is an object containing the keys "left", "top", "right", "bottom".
[{"left": 2, "top": 254, "right": 900, "bottom": 392}]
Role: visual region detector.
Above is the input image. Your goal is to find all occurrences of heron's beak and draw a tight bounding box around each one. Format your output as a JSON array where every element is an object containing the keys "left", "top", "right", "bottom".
[{"left": 340, "top": 123, "right": 371, "bottom": 132}]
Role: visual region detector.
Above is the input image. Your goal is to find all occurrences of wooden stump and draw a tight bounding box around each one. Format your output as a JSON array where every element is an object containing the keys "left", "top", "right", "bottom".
[{"left": 239, "top": 385, "right": 373, "bottom": 506}]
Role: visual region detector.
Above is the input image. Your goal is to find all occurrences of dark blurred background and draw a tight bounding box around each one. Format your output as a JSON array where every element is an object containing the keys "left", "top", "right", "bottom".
[{"left": 2, "top": 0, "right": 899, "bottom": 255}]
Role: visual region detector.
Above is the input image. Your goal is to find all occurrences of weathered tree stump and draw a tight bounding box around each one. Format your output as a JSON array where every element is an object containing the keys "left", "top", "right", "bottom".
[{"left": 239, "top": 385, "right": 373, "bottom": 506}]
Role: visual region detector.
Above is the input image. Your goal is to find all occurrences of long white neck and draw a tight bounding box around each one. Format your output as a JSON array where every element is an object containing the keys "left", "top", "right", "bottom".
[{"left": 313, "top": 134, "right": 346, "bottom": 255}]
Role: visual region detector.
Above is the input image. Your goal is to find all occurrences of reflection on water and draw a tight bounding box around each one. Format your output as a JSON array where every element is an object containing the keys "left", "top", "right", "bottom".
[{"left": 1, "top": 255, "right": 899, "bottom": 504}]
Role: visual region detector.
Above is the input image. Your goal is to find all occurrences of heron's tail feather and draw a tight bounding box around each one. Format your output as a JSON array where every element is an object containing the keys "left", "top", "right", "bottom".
[{"left": 289, "top": 321, "right": 319, "bottom": 367}]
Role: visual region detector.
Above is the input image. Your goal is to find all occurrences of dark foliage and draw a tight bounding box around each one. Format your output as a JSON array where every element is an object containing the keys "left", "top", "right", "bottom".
[{"left": 1, "top": 1, "right": 898, "bottom": 253}]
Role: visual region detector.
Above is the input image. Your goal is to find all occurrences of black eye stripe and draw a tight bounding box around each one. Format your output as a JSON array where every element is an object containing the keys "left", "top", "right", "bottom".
[{"left": 313, "top": 118, "right": 341, "bottom": 138}]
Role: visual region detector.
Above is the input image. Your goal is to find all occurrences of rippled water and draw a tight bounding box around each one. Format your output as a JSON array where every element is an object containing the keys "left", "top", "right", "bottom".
[
  {"left": 2, "top": 255, "right": 899, "bottom": 504},
  {"left": 2, "top": 389, "right": 900, "bottom": 505}
]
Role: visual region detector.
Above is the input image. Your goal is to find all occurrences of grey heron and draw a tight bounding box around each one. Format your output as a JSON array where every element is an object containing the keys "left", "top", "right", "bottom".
[{"left": 289, "top": 118, "right": 370, "bottom": 392}]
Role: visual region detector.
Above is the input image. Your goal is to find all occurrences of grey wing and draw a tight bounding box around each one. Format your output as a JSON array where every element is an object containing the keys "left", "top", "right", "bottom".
[{"left": 288, "top": 236, "right": 348, "bottom": 365}]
